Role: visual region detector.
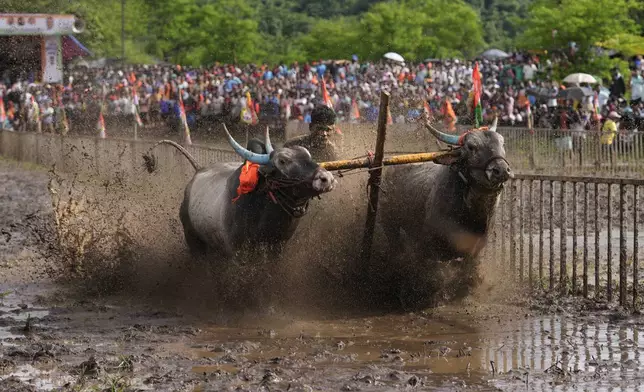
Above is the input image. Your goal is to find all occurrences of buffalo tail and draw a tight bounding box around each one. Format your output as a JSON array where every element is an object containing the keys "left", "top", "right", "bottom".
[{"left": 142, "top": 140, "right": 202, "bottom": 173}]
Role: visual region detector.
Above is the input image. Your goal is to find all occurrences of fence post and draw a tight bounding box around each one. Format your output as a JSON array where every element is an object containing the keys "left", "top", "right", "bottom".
[
  {"left": 510, "top": 180, "right": 516, "bottom": 276},
  {"left": 607, "top": 184, "right": 613, "bottom": 302},
  {"left": 619, "top": 183, "right": 627, "bottom": 307},
  {"left": 594, "top": 182, "right": 600, "bottom": 299},
  {"left": 539, "top": 180, "right": 544, "bottom": 285},
  {"left": 572, "top": 182, "right": 578, "bottom": 295},
  {"left": 94, "top": 138, "right": 101, "bottom": 177},
  {"left": 560, "top": 181, "right": 567, "bottom": 292},
  {"left": 583, "top": 182, "right": 589, "bottom": 298},
  {"left": 634, "top": 185, "right": 639, "bottom": 310},
  {"left": 549, "top": 180, "right": 555, "bottom": 290},
  {"left": 528, "top": 180, "right": 534, "bottom": 286}
]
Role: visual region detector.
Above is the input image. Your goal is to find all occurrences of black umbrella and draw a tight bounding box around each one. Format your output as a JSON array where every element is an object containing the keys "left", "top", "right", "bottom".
[
  {"left": 526, "top": 87, "right": 557, "bottom": 100},
  {"left": 556, "top": 86, "right": 594, "bottom": 101}
]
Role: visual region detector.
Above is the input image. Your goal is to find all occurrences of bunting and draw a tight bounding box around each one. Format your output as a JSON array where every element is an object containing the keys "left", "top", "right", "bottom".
[
  {"left": 471, "top": 62, "right": 483, "bottom": 128},
  {"left": 178, "top": 94, "right": 192, "bottom": 145}
]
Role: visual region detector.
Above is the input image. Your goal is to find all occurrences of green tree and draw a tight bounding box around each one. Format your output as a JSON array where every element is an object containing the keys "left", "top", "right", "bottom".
[
  {"left": 517, "top": 0, "right": 640, "bottom": 56},
  {"left": 517, "top": 0, "right": 642, "bottom": 80},
  {"left": 198, "top": 0, "right": 261, "bottom": 64},
  {"left": 298, "top": 18, "right": 360, "bottom": 60},
  {"left": 354, "top": 0, "right": 484, "bottom": 61}
]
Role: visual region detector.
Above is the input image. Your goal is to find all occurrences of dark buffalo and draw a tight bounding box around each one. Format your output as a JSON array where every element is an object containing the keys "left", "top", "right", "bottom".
[
  {"left": 379, "top": 116, "right": 513, "bottom": 262},
  {"left": 143, "top": 126, "right": 336, "bottom": 259}
]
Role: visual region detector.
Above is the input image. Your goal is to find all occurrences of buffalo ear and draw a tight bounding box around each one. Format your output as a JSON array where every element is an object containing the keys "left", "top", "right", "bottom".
[{"left": 434, "top": 150, "right": 462, "bottom": 166}]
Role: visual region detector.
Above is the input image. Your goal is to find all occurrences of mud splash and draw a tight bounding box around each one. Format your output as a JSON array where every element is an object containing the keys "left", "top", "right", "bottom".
[{"left": 2, "top": 155, "right": 643, "bottom": 391}]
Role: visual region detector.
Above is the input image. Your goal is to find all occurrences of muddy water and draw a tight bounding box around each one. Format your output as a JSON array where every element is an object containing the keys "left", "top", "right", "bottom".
[
  {"left": 180, "top": 309, "right": 644, "bottom": 391},
  {"left": 3, "top": 282, "right": 644, "bottom": 391}
]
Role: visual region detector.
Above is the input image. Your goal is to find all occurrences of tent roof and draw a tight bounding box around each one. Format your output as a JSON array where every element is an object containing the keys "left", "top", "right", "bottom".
[{"left": 62, "top": 35, "right": 92, "bottom": 61}]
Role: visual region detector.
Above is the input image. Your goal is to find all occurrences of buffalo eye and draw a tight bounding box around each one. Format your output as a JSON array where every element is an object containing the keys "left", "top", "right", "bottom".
[{"left": 278, "top": 158, "right": 287, "bottom": 166}]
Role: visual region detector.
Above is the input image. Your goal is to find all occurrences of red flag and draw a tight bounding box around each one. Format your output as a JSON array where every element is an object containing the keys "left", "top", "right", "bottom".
[
  {"left": 321, "top": 79, "right": 333, "bottom": 108},
  {"left": 0, "top": 98, "right": 6, "bottom": 123},
  {"left": 320, "top": 79, "right": 342, "bottom": 134},
  {"left": 351, "top": 99, "right": 360, "bottom": 120},
  {"left": 471, "top": 62, "right": 483, "bottom": 127},
  {"left": 97, "top": 111, "right": 106, "bottom": 139}
]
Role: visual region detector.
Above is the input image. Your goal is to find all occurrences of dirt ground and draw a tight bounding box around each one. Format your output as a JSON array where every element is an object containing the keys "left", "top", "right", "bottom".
[{"left": 1, "top": 159, "right": 644, "bottom": 392}]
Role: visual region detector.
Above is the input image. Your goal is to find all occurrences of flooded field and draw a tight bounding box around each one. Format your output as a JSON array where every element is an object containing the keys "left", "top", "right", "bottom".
[{"left": 1, "top": 159, "right": 644, "bottom": 391}]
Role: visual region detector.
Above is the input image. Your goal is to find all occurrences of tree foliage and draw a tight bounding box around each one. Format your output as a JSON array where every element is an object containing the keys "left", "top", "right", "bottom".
[
  {"left": 2, "top": 0, "right": 643, "bottom": 68},
  {"left": 299, "top": 0, "right": 484, "bottom": 62},
  {"left": 517, "top": 0, "right": 640, "bottom": 55}
]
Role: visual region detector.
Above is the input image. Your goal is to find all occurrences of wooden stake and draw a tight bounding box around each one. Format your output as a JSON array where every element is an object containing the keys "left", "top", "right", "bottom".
[{"left": 360, "top": 91, "right": 390, "bottom": 264}]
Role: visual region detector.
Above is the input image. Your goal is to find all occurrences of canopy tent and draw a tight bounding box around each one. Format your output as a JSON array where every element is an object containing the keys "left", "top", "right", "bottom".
[{"left": 62, "top": 35, "right": 92, "bottom": 61}]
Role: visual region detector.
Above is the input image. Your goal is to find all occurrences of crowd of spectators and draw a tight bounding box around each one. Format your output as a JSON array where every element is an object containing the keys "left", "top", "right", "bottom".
[{"left": 1, "top": 53, "right": 643, "bottom": 136}]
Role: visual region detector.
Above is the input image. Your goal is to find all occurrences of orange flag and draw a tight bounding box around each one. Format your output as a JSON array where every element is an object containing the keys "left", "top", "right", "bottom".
[
  {"left": 321, "top": 79, "right": 333, "bottom": 108},
  {"left": 351, "top": 99, "right": 360, "bottom": 120},
  {"left": 320, "top": 79, "right": 342, "bottom": 135}
]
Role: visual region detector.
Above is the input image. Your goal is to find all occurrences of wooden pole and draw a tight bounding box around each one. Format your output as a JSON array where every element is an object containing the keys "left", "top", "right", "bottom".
[
  {"left": 360, "top": 91, "right": 390, "bottom": 264},
  {"left": 320, "top": 150, "right": 458, "bottom": 171}
]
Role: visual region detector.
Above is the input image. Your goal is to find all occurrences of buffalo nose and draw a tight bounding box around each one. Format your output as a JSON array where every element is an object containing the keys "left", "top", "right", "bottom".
[
  {"left": 313, "top": 170, "right": 336, "bottom": 192},
  {"left": 488, "top": 160, "right": 512, "bottom": 183}
]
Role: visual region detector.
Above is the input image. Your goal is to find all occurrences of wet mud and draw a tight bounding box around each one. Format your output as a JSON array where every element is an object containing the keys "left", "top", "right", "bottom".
[{"left": 1, "top": 159, "right": 644, "bottom": 391}]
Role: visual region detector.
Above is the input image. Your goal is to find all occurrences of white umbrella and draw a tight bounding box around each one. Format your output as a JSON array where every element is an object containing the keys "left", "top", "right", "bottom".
[
  {"left": 383, "top": 52, "right": 405, "bottom": 63},
  {"left": 481, "top": 49, "right": 510, "bottom": 60},
  {"left": 563, "top": 73, "right": 597, "bottom": 84}
]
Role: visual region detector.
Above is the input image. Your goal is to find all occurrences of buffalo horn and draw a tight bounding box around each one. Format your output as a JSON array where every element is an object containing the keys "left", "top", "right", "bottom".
[
  {"left": 265, "top": 126, "right": 274, "bottom": 155},
  {"left": 222, "top": 124, "right": 271, "bottom": 165},
  {"left": 489, "top": 116, "right": 498, "bottom": 132},
  {"left": 424, "top": 121, "right": 461, "bottom": 145}
]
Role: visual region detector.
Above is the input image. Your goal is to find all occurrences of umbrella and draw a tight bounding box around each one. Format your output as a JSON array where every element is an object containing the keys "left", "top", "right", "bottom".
[
  {"left": 481, "top": 49, "right": 510, "bottom": 60},
  {"left": 383, "top": 52, "right": 405, "bottom": 63},
  {"left": 563, "top": 73, "right": 597, "bottom": 84},
  {"left": 556, "top": 86, "right": 594, "bottom": 101},
  {"left": 526, "top": 87, "right": 557, "bottom": 100}
]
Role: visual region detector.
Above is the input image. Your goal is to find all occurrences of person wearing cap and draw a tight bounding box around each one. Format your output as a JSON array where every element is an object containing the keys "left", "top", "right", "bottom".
[
  {"left": 600, "top": 111, "right": 620, "bottom": 165},
  {"left": 283, "top": 104, "right": 340, "bottom": 162}
]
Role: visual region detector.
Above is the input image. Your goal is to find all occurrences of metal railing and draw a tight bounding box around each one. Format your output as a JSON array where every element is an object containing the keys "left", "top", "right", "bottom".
[{"left": 484, "top": 175, "right": 643, "bottom": 308}]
